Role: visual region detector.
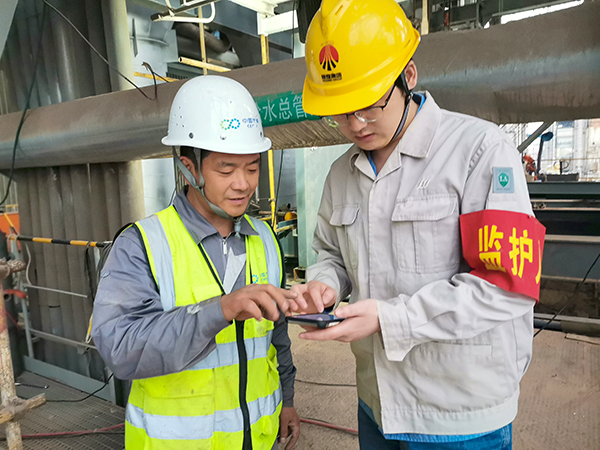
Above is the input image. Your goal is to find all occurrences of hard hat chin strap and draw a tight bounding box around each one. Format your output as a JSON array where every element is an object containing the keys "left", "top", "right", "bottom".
[
  {"left": 173, "top": 147, "right": 244, "bottom": 237},
  {"left": 386, "top": 71, "right": 413, "bottom": 147}
]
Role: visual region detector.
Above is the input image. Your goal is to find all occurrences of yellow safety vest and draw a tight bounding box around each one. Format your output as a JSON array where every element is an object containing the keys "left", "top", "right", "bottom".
[{"left": 125, "top": 206, "right": 283, "bottom": 450}]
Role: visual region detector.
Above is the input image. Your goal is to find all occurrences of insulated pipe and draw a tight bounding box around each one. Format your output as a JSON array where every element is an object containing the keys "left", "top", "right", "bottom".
[
  {"left": 30, "top": 170, "right": 60, "bottom": 367},
  {"left": 100, "top": 0, "right": 135, "bottom": 92},
  {"left": 118, "top": 161, "right": 145, "bottom": 228},
  {"left": 33, "top": 0, "right": 61, "bottom": 106},
  {"left": 48, "top": 166, "right": 81, "bottom": 374},
  {"left": 84, "top": 0, "right": 112, "bottom": 95},
  {"left": 36, "top": 168, "right": 70, "bottom": 371},
  {"left": 70, "top": 164, "right": 105, "bottom": 379},
  {"left": 58, "top": 166, "right": 89, "bottom": 375},
  {"left": 103, "top": 163, "right": 123, "bottom": 237},
  {"left": 89, "top": 165, "right": 111, "bottom": 241},
  {"left": 0, "top": 2, "right": 598, "bottom": 167},
  {"left": 14, "top": 171, "right": 37, "bottom": 359},
  {"left": 49, "top": 0, "right": 95, "bottom": 101}
]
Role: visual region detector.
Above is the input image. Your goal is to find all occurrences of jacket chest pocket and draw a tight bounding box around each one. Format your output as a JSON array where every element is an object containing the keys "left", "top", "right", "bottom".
[
  {"left": 329, "top": 204, "right": 360, "bottom": 270},
  {"left": 391, "top": 194, "right": 460, "bottom": 273}
]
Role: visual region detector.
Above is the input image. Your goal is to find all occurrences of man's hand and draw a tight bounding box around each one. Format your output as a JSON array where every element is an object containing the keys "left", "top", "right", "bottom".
[
  {"left": 279, "top": 406, "right": 300, "bottom": 449},
  {"left": 289, "top": 281, "right": 337, "bottom": 313},
  {"left": 298, "top": 299, "right": 381, "bottom": 343},
  {"left": 221, "top": 284, "right": 297, "bottom": 322}
]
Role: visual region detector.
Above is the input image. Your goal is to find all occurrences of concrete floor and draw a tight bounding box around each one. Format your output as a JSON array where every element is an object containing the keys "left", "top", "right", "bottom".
[
  {"left": 286, "top": 326, "right": 600, "bottom": 450},
  {"left": 2, "top": 328, "right": 598, "bottom": 449}
]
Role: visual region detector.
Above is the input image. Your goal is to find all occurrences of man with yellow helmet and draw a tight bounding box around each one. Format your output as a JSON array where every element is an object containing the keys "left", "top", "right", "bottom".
[{"left": 291, "top": 0, "right": 545, "bottom": 448}]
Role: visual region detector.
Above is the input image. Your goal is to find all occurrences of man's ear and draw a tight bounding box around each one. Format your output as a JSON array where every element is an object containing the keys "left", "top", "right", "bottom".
[
  {"left": 405, "top": 60, "right": 418, "bottom": 91},
  {"left": 180, "top": 156, "right": 199, "bottom": 185}
]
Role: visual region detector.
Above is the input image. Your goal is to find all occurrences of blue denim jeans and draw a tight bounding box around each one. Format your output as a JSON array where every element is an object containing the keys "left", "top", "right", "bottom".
[{"left": 357, "top": 405, "right": 512, "bottom": 450}]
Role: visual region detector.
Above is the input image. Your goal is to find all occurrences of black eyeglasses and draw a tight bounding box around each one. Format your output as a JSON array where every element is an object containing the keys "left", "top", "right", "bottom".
[{"left": 324, "top": 87, "right": 395, "bottom": 127}]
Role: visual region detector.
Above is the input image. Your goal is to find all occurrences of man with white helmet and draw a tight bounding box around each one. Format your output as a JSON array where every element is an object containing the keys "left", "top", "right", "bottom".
[
  {"left": 290, "top": 0, "right": 545, "bottom": 449},
  {"left": 92, "top": 76, "right": 300, "bottom": 450}
]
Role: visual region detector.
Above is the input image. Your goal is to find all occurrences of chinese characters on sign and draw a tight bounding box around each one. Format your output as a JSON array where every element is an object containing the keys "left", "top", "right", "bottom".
[
  {"left": 254, "top": 91, "right": 320, "bottom": 127},
  {"left": 461, "top": 210, "right": 546, "bottom": 301}
]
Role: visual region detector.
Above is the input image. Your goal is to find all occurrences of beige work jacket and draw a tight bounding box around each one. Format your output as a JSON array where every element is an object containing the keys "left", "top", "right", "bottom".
[{"left": 307, "top": 93, "right": 536, "bottom": 435}]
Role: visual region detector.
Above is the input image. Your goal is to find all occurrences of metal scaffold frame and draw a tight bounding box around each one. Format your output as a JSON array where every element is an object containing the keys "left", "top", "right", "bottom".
[{"left": 4, "top": 225, "right": 117, "bottom": 405}]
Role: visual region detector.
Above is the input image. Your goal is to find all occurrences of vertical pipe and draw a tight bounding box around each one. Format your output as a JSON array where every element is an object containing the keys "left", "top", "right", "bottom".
[
  {"left": 24, "top": 169, "right": 50, "bottom": 363},
  {"left": 12, "top": 172, "right": 35, "bottom": 359},
  {"left": 422, "top": 0, "right": 429, "bottom": 35},
  {"left": 35, "top": 169, "right": 68, "bottom": 369},
  {"left": 49, "top": 0, "right": 95, "bottom": 101},
  {"left": 27, "top": 0, "right": 51, "bottom": 107},
  {"left": 89, "top": 164, "right": 111, "bottom": 241},
  {"left": 70, "top": 166, "right": 94, "bottom": 322},
  {"left": 0, "top": 58, "right": 19, "bottom": 115},
  {"left": 14, "top": 170, "right": 41, "bottom": 352},
  {"left": 34, "top": 0, "right": 61, "bottom": 105},
  {"left": 15, "top": 0, "right": 40, "bottom": 110},
  {"left": 199, "top": 9, "right": 207, "bottom": 76},
  {"left": 118, "top": 161, "right": 145, "bottom": 228},
  {"left": 102, "top": 163, "right": 123, "bottom": 237},
  {"left": 260, "top": 34, "right": 277, "bottom": 228},
  {"left": 47, "top": 167, "right": 79, "bottom": 374},
  {"left": 58, "top": 166, "right": 89, "bottom": 375},
  {"left": 70, "top": 165, "right": 104, "bottom": 379},
  {"left": 85, "top": 0, "right": 111, "bottom": 95},
  {"left": 100, "top": 0, "right": 134, "bottom": 92},
  {"left": 4, "top": 16, "right": 27, "bottom": 111}
]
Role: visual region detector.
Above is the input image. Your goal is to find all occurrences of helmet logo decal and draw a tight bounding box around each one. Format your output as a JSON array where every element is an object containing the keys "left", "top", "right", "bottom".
[
  {"left": 220, "top": 118, "right": 241, "bottom": 130},
  {"left": 319, "top": 44, "right": 339, "bottom": 71},
  {"left": 319, "top": 44, "right": 342, "bottom": 82},
  {"left": 220, "top": 118, "right": 260, "bottom": 130}
]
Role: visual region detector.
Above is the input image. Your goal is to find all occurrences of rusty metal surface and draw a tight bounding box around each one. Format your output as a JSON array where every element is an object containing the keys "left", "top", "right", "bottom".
[{"left": 0, "top": 2, "right": 598, "bottom": 168}]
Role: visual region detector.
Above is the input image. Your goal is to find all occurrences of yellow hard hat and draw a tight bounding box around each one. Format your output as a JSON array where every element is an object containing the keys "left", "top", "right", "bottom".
[{"left": 302, "top": 0, "right": 420, "bottom": 117}]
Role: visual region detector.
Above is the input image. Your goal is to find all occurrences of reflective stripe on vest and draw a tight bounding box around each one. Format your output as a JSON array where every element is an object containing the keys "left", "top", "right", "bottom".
[
  {"left": 187, "top": 330, "right": 272, "bottom": 371},
  {"left": 136, "top": 214, "right": 282, "bottom": 312},
  {"left": 125, "top": 385, "right": 282, "bottom": 441},
  {"left": 246, "top": 216, "right": 282, "bottom": 288}
]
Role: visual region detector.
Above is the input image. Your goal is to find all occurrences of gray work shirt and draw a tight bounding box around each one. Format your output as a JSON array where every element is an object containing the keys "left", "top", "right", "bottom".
[
  {"left": 92, "top": 190, "right": 295, "bottom": 407},
  {"left": 308, "top": 92, "right": 536, "bottom": 434}
]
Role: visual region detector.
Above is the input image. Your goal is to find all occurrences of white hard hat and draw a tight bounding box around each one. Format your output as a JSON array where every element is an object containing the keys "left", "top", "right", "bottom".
[{"left": 162, "top": 75, "right": 271, "bottom": 154}]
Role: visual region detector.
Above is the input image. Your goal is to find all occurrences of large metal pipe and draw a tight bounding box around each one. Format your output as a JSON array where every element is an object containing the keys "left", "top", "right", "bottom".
[
  {"left": 175, "top": 23, "right": 232, "bottom": 54},
  {"left": 0, "top": 2, "right": 598, "bottom": 167}
]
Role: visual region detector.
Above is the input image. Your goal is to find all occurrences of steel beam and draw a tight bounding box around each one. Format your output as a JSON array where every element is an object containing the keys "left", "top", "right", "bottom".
[{"left": 0, "top": 2, "right": 598, "bottom": 167}]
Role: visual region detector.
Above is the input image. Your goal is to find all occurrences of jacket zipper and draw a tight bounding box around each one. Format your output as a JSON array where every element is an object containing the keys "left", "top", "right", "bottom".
[{"left": 235, "top": 319, "right": 252, "bottom": 449}]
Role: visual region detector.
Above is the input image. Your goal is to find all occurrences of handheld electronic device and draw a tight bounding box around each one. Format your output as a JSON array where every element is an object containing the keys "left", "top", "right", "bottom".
[{"left": 285, "top": 313, "right": 345, "bottom": 329}]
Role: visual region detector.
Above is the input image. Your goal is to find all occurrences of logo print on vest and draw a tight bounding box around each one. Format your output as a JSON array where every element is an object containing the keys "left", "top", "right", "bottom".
[{"left": 319, "top": 45, "right": 339, "bottom": 71}]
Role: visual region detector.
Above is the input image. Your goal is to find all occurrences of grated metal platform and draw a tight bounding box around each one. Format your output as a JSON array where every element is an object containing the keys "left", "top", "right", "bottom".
[{"left": 0, "top": 372, "right": 124, "bottom": 450}]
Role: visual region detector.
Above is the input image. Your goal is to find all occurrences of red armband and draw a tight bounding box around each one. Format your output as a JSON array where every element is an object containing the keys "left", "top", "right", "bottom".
[{"left": 460, "top": 210, "right": 546, "bottom": 302}]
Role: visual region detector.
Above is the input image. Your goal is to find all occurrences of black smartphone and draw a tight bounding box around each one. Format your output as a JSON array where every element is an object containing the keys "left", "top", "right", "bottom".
[{"left": 286, "top": 313, "right": 345, "bottom": 329}]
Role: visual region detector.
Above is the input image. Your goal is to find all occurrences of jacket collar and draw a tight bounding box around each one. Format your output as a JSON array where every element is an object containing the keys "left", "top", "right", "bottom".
[
  {"left": 172, "top": 189, "right": 258, "bottom": 245},
  {"left": 349, "top": 92, "right": 442, "bottom": 177}
]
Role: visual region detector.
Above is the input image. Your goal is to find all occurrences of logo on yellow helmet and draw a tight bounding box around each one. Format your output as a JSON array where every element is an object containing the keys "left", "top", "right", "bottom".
[
  {"left": 319, "top": 44, "right": 339, "bottom": 71},
  {"left": 319, "top": 44, "right": 342, "bottom": 82}
]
